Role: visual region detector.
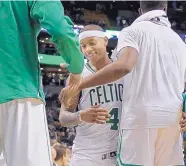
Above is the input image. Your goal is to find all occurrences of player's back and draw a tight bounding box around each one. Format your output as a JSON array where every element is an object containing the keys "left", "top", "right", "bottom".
[
  {"left": 0, "top": 1, "right": 44, "bottom": 103},
  {"left": 119, "top": 21, "right": 186, "bottom": 129},
  {"left": 72, "top": 63, "right": 123, "bottom": 155}
]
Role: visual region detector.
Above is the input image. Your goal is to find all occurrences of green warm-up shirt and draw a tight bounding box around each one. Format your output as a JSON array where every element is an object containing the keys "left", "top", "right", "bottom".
[{"left": 0, "top": 1, "right": 84, "bottom": 104}]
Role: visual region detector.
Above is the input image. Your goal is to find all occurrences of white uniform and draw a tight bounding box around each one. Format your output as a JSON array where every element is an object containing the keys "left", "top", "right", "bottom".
[
  {"left": 70, "top": 62, "right": 123, "bottom": 166},
  {"left": 116, "top": 15, "right": 186, "bottom": 166},
  {"left": 0, "top": 99, "right": 52, "bottom": 166}
]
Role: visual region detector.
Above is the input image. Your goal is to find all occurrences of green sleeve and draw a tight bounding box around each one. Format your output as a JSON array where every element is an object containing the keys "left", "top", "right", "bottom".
[{"left": 29, "top": 1, "right": 84, "bottom": 74}]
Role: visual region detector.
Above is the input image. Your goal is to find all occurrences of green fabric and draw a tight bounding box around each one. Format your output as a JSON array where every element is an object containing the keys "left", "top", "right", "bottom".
[
  {"left": 39, "top": 54, "right": 66, "bottom": 66},
  {"left": 29, "top": 1, "right": 84, "bottom": 73},
  {"left": 0, "top": 1, "right": 84, "bottom": 104},
  {"left": 183, "top": 93, "right": 186, "bottom": 112}
]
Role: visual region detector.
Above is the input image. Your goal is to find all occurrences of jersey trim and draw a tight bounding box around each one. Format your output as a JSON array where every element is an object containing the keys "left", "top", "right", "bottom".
[
  {"left": 85, "top": 63, "right": 96, "bottom": 73},
  {"left": 76, "top": 91, "right": 83, "bottom": 112},
  {"left": 117, "top": 132, "right": 142, "bottom": 166}
]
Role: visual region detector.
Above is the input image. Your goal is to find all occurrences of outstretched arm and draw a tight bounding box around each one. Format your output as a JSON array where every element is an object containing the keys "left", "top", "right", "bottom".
[
  {"left": 29, "top": 1, "right": 84, "bottom": 74},
  {"left": 80, "top": 47, "right": 138, "bottom": 90},
  {"left": 59, "top": 104, "right": 111, "bottom": 127}
]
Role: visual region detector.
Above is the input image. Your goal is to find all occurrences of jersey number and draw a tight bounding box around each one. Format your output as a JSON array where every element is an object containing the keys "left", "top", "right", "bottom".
[{"left": 107, "top": 108, "right": 119, "bottom": 130}]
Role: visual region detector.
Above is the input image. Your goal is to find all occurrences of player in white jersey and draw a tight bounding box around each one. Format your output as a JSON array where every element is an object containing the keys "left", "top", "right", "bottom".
[
  {"left": 59, "top": 24, "right": 123, "bottom": 166},
  {"left": 62, "top": 1, "right": 186, "bottom": 166}
]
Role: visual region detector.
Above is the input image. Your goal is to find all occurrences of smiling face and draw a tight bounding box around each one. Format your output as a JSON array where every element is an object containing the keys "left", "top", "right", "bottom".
[{"left": 80, "top": 36, "right": 108, "bottom": 64}]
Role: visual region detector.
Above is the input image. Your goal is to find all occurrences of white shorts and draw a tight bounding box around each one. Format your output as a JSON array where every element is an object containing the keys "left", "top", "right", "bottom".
[
  {"left": 0, "top": 99, "right": 53, "bottom": 166},
  {"left": 117, "top": 125, "right": 184, "bottom": 166},
  {"left": 70, "top": 151, "right": 117, "bottom": 166}
]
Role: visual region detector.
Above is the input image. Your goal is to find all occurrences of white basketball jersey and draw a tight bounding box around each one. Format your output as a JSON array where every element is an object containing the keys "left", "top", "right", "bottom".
[{"left": 72, "top": 63, "right": 123, "bottom": 155}]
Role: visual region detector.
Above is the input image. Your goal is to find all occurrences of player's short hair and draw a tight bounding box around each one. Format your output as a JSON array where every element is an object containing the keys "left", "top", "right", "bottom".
[
  {"left": 80, "top": 24, "right": 104, "bottom": 33},
  {"left": 53, "top": 143, "right": 67, "bottom": 161},
  {"left": 140, "top": 1, "right": 168, "bottom": 13}
]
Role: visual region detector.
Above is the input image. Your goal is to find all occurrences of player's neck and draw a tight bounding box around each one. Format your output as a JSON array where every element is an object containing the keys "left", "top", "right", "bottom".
[{"left": 89, "top": 56, "right": 112, "bottom": 71}]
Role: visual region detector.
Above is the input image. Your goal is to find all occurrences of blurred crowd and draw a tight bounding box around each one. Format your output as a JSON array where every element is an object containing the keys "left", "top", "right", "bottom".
[
  {"left": 41, "top": 72, "right": 75, "bottom": 148},
  {"left": 42, "top": 72, "right": 66, "bottom": 87},
  {"left": 47, "top": 107, "right": 76, "bottom": 147},
  {"left": 62, "top": 1, "right": 186, "bottom": 31},
  {"left": 38, "top": 1, "right": 186, "bottom": 57}
]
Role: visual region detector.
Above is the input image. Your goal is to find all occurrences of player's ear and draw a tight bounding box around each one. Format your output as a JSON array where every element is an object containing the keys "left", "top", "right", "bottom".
[{"left": 104, "top": 37, "right": 108, "bottom": 47}]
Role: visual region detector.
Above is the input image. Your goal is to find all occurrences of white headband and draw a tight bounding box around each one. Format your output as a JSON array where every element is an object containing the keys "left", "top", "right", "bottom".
[{"left": 79, "top": 30, "right": 107, "bottom": 42}]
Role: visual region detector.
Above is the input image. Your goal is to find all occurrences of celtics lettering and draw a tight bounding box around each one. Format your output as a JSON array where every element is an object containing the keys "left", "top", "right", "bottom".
[{"left": 89, "top": 83, "right": 123, "bottom": 106}]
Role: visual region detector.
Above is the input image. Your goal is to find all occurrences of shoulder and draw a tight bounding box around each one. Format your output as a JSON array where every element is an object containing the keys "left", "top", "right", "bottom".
[
  {"left": 119, "top": 23, "right": 145, "bottom": 41},
  {"left": 120, "top": 22, "right": 148, "bottom": 33}
]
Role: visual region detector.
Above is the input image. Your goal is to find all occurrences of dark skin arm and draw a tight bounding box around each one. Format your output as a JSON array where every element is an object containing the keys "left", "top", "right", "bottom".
[
  {"left": 60, "top": 46, "right": 138, "bottom": 106},
  {"left": 80, "top": 47, "right": 139, "bottom": 90}
]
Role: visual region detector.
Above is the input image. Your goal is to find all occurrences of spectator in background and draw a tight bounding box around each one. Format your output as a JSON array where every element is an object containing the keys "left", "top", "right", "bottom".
[
  {"left": 52, "top": 143, "right": 68, "bottom": 166},
  {"left": 99, "top": 20, "right": 106, "bottom": 28},
  {"left": 65, "top": 9, "right": 70, "bottom": 16},
  {"left": 49, "top": 125, "right": 58, "bottom": 145},
  {"left": 122, "top": 18, "right": 129, "bottom": 28},
  {"left": 110, "top": 3, "right": 113, "bottom": 10},
  {"left": 54, "top": 74, "right": 60, "bottom": 86},
  {"left": 116, "top": 16, "right": 121, "bottom": 26},
  {"left": 75, "top": 8, "right": 81, "bottom": 22},
  {"left": 51, "top": 146, "right": 57, "bottom": 166},
  {"left": 96, "top": 3, "right": 102, "bottom": 12},
  {"left": 172, "top": 0, "right": 177, "bottom": 9},
  {"left": 60, "top": 75, "right": 65, "bottom": 87},
  {"left": 39, "top": 43, "right": 47, "bottom": 54}
]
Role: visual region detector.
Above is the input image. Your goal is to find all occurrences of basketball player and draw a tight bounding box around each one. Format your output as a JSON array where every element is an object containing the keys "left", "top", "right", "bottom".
[
  {"left": 62, "top": 1, "right": 186, "bottom": 166},
  {"left": 0, "top": 1, "right": 84, "bottom": 166},
  {"left": 59, "top": 24, "right": 123, "bottom": 166}
]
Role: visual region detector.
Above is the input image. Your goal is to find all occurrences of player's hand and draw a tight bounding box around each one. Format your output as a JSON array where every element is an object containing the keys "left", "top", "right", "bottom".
[
  {"left": 80, "top": 105, "right": 111, "bottom": 124},
  {"left": 59, "top": 89, "right": 80, "bottom": 111},
  {"left": 60, "top": 63, "right": 82, "bottom": 90},
  {"left": 60, "top": 63, "right": 82, "bottom": 93},
  {"left": 59, "top": 86, "right": 81, "bottom": 108},
  {"left": 180, "top": 112, "right": 186, "bottom": 132},
  {"left": 59, "top": 67, "right": 82, "bottom": 108}
]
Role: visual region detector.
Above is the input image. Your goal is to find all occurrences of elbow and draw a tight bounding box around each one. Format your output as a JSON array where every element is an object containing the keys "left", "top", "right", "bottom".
[
  {"left": 59, "top": 117, "right": 68, "bottom": 127},
  {"left": 59, "top": 116, "right": 68, "bottom": 127},
  {"left": 59, "top": 120, "right": 71, "bottom": 127},
  {"left": 124, "top": 67, "right": 132, "bottom": 74}
]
